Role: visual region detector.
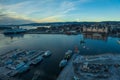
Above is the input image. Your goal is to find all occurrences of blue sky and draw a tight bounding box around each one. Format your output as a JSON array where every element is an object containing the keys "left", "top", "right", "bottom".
[{"left": 0, "top": 0, "right": 120, "bottom": 24}]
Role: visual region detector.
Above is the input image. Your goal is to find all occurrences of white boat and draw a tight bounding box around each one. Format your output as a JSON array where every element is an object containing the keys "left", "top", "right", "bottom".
[
  {"left": 59, "top": 59, "right": 67, "bottom": 67},
  {"left": 32, "top": 56, "right": 43, "bottom": 65},
  {"left": 43, "top": 50, "right": 51, "bottom": 57},
  {"left": 65, "top": 50, "right": 72, "bottom": 55}
]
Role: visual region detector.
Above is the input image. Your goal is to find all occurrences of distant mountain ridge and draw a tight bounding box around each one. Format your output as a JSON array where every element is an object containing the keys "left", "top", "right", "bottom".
[{"left": 0, "top": 21, "right": 120, "bottom": 27}]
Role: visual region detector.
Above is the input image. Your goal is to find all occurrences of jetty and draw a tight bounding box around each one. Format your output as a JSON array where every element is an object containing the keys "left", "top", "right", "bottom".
[
  {"left": 57, "top": 54, "right": 77, "bottom": 80},
  {"left": 57, "top": 54, "right": 120, "bottom": 80}
]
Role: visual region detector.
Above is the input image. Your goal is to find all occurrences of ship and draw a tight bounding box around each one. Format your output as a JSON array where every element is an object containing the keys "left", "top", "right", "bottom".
[{"left": 3, "top": 29, "right": 26, "bottom": 34}]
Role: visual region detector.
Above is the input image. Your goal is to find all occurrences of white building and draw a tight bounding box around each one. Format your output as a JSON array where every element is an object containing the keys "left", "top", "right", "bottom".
[{"left": 83, "top": 26, "right": 108, "bottom": 33}]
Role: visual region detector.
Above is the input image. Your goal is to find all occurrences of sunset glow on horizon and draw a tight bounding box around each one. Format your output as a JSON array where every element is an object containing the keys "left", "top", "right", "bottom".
[{"left": 0, "top": 0, "right": 120, "bottom": 24}]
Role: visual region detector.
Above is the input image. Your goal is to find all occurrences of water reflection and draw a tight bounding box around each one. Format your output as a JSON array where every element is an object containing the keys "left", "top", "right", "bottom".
[
  {"left": 3, "top": 34, "right": 24, "bottom": 40},
  {"left": 83, "top": 33, "right": 108, "bottom": 41}
]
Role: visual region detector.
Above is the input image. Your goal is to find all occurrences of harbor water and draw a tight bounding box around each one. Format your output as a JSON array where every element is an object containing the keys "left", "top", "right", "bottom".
[{"left": 0, "top": 33, "right": 120, "bottom": 80}]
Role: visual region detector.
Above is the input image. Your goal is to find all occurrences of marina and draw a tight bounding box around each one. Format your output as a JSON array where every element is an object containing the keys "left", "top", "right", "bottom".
[
  {"left": 0, "top": 34, "right": 120, "bottom": 80},
  {"left": 0, "top": 49, "right": 52, "bottom": 79},
  {"left": 0, "top": 0, "right": 120, "bottom": 79}
]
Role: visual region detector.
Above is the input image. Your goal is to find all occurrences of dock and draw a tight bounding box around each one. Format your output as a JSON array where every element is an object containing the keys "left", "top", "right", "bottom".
[
  {"left": 0, "top": 49, "right": 47, "bottom": 79},
  {"left": 57, "top": 54, "right": 77, "bottom": 80}
]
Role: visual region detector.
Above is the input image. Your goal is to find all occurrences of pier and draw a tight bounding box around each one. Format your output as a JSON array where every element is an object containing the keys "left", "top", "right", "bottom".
[
  {"left": 0, "top": 49, "right": 48, "bottom": 79},
  {"left": 57, "top": 54, "right": 77, "bottom": 80}
]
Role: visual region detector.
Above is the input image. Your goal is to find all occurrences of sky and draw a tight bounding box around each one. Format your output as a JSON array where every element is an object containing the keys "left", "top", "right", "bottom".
[{"left": 0, "top": 0, "right": 120, "bottom": 25}]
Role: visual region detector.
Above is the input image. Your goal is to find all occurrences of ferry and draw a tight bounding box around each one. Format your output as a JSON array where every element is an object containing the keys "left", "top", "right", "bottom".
[{"left": 3, "top": 29, "right": 26, "bottom": 34}]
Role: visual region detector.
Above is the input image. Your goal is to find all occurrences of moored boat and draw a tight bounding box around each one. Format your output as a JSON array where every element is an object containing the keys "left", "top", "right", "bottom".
[
  {"left": 59, "top": 59, "right": 67, "bottom": 67},
  {"left": 17, "top": 64, "right": 29, "bottom": 73},
  {"left": 32, "top": 56, "right": 43, "bottom": 65},
  {"left": 64, "top": 50, "right": 73, "bottom": 60},
  {"left": 43, "top": 50, "right": 51, "bottom": 57}
]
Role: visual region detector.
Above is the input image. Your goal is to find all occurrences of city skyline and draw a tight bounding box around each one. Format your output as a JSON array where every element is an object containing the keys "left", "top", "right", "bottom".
[{"left": 0, "top": 0, "right": 120, "bottom": 25}]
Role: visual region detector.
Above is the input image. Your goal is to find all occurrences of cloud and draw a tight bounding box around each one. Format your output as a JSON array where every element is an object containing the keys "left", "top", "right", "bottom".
[
  {"left": 35, "top": 1, "right": 76, "bottom": 22},
  {"left": 0, "top": 16, "right": 34, "bottom": 25},
  {"left": 0, "top": 0, "right": 119, "bottom": 24},
  {"left": 0, "top": 0, "right": 100, "bottom": 24},
  {"left": 0, "top": 0, "right": 77, "bottom": 24},
  {"left": 37, "top": 15, "right": 64, "bottom": 22}
]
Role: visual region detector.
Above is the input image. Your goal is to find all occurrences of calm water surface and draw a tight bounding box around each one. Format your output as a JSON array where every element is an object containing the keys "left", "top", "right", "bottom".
[{"left": 0, "top": 34, "right": 120, "bottom": 80}]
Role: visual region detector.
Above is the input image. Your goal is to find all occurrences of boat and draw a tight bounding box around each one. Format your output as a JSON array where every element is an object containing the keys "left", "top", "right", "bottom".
[
  {"left": 43, "top": 50, "right": 51, "bottom": 57},
  {"left": 117, "top": 40, "right": 120, "bottom": 44},
  {"left": 7, "top": 70, "right": 18, "bottom": 77},
  {"left": 64, "top": 50, "right": 73, "bottom": 60},
  {"left": 65, "top": 31, "right": 78, "bottom": 35},
  {"left": 32, "top": 56, "right": 43, "bottom": 65},
  {"left": 3, "top": 29, "right": 26, "bottom": 34},
  {"left": 7, "top": 64, "right": 29, "bottom": 76},
  {"left": 0, "top": 49, "right": 47, "bottom": 78},
  {"left": 17, "top": 64, "right": 29, "bottom": 73},
  {"left": 59, "top": 59, "right": 67, "bottom": 67}
]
